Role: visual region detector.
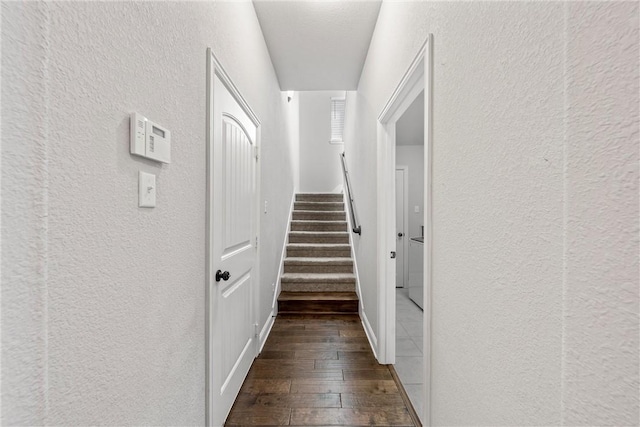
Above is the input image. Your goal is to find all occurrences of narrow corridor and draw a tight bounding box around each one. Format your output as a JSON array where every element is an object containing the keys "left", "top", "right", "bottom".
[
  {"left": 225, "top": 314, "right": 420, "bottom": 426},
  {"left": 3, "top": 2, "right": 637, "bottom": 425}
]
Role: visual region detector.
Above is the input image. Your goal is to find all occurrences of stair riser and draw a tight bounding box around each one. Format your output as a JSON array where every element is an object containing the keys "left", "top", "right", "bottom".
[
  {"left": 292, "top": 211, "right": 346, "bottom": 221},
  {"left": 281, "top": 282, "right": 356, "bottom": 293},
  {"left": 288, "top": 234, "right": 350, "bottom": 244},
  {"left": 278, "top": 299, "right": 358, "bottom": 314},
  {"left": 296, "top": 194, "right": 344, "bottom": 203},
  {"left": 294, "top": 202, "right": 344, "bottom": 211},
  {"left": 287, "top": 248, "right": 351, "bottom": 258},
  {"left": 284, "top": 264, "right": 353, "bottom": 274},
  {"left": 291, "top": 222, "right": 348, "bottom": 232}
]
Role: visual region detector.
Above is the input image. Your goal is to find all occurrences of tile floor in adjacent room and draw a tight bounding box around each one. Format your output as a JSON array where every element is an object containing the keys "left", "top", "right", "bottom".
[{"left": 395, "top": 288, "right": 424, "bottom": 424}]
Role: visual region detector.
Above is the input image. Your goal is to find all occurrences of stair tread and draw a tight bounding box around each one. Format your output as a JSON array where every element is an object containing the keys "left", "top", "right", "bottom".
[
  {"left": 297, "top": 193, "right": 343, "bottom": 195},
  {"left": 293, "top": 209, "right": 345, "bottom": 213},
  {"left": 281, "top": 272, "right": 356, "bottom": 280},
  {"left": 293, "top": 210, "right": 344, "bottom": 213},
  {"left": 291, "top": 220, "right": 347, "bottom": 223},
  {"left": 284, "top": 257, "right": 353, "bottom": 264},
  {"left": 278, "top": 292, "right": 358, "bottom": 301},
  {"left": 288, "top": 243, "right": 350, "bottom": 248},
  {"left": 295, "top": 201, "right": 343, "bottom": 205},
  {"left": 282, "top": 283, "right": 355, "bottom": 292},
  {"left": 292, "top": 223, "right": 347, "bottom": 232},
  {"left": 293, "top": 212, "right": 346, "bottom": 220},
  {"left": 289, "top": 231, "right": 349, "bottom": 235}
]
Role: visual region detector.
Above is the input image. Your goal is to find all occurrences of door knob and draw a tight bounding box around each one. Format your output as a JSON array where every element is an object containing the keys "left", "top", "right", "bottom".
[
  {"left": 215, "top": 270, "right": 230, "bottom": 282},
  {"left": 398, "top": 233, "right": 404, "bottom": 237}
]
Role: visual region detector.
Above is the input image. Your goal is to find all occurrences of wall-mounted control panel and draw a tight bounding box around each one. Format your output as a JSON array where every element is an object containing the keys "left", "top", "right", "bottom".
[{"left": 130, "top": 112, "right": 171, "bottom": 164}]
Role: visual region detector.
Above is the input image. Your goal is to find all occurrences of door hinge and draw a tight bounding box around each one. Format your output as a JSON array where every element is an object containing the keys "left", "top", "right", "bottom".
[
  {"left": 390, "top": 251, "right": 396, "bottom": 259},
  {"left": 255, "top": 236, "right": 258, "bottom": 248},
  {"left": 254, "top": 146, "right": 259, "bottom": 161},
  {"left": 254, "top": 323, "right": 259, "bottom": 337}
]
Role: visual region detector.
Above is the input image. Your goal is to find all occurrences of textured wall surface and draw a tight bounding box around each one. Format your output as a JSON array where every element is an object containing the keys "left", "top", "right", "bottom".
[
  {"left": 344, "top": 1, "right": 638, "bottom": 425},
  {"left": 299, "top": 91, "right": 344, "bottom": 192},
  {"left": 1, "top": 2, "right": 295, "bottom": 425},
  {"left": 563, "top": 3, "right": 639, "bottom": 425},
  {"left": 343, "top": 89, "right": 379, "bottom": 334},
  {"left": 1, "top": 2, "right": 50, "bottom": 423}
]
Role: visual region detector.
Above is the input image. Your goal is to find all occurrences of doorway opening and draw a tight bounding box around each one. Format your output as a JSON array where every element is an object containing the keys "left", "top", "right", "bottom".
[{"left": 376, "top": 34, "right": 433, "bottom": 425}]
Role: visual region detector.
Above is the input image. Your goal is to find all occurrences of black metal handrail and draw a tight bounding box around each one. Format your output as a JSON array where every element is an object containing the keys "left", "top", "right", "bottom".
[{"left": 340, "top": 152, "right": 361, "bottom": 235}]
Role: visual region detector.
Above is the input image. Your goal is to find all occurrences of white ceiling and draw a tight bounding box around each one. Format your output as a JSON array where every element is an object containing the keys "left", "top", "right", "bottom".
[
  {"left": 397, "top": 91, "right": 425, "bottom": 146},
  {"left": 253, "top": 1, "right": 382, "bottom": 90}
]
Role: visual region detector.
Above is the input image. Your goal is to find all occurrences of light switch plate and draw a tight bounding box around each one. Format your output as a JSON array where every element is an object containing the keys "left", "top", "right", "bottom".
[
  {"left": 414, "top": 205, "right": 420, "bottom": 213},
  {"left": 139, "top": 171, "right": 156, "bottom": 208}
]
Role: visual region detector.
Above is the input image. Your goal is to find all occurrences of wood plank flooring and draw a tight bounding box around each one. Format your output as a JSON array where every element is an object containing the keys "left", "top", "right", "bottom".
[{"left": 225, "top": 314, "right": 420, "bottom": 426}]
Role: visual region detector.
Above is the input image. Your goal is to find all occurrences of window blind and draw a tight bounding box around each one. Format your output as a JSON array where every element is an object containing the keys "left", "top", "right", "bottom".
[{"left": 330, "top": 98, "right": 346, "bottom": 143}]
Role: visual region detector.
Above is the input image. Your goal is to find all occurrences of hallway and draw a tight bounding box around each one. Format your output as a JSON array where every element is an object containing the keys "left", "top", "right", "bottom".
[
  {"left": 2, "top": 1, "right": 638, "bottom": 426},
  {"left": 225, "top": 314, "right": 420, "bottom": 426}
]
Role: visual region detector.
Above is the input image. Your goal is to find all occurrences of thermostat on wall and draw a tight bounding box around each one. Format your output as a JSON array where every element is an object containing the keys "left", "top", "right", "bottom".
[{"left": 130, "top": 112, "right": 171, "bottom": 164}]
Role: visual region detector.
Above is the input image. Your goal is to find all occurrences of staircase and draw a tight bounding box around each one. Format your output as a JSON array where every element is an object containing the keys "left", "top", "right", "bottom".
[{"left": 278, "top": 193, "right": 358, "bottom": 314}]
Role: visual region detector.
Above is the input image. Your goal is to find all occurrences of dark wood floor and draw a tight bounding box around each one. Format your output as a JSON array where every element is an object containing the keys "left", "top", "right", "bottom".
[{"left": 225, "top": 314, "right": 420, "bottom": 426}]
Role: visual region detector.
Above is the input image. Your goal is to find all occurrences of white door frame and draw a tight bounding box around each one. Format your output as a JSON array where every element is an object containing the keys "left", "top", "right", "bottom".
[
  {"left": 395, "top": 165, "right": 409, "bottom": 288},
  {"left": 376, "top": 34, "right": 433, "bottom": 425},
  {"left": 205, "top": 48, "right": 262, "bottom": 427}
]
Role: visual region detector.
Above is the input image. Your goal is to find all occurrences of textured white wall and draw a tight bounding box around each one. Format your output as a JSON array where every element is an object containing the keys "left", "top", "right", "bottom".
[
  {"left": 1, "top": 2, "right": 296, "bottom": 425},
  {"left": 563, "top": 3, "right": 639, "bottom": 425},
  {"left": 287, "top": 93, "right": 301, "bottom": 191},
  {"left": 344, "top": 1, "right": 638, "bottom": 425},
  {"left": 396, "top": 146, "right": 424, "bottom": 239},
  {"left": 343, "top": 90, "right": 379, "bottom": 334},
  {"left": 2, "top": 3, "right": 50, "bottom": 422},
  {"left": 299, "top": 91, "right": 344, "bottom": 192}
]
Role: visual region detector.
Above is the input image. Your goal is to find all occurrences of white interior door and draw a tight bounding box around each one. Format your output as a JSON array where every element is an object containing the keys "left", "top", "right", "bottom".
[
  {"left": 208, "top": 59, "right": 258, "bottom": 427},
  {"left": 395, "top": 169, "right": 406, "bottom": 287}
]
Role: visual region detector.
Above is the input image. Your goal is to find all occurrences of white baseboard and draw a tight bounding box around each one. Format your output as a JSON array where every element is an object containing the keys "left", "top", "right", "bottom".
[
  {"left": 272, "top": 190, "right": 297, "bottom": 313},
  {"left": 260, "top": 191, "right": 296, "bottom": 354},
  {"left": 258, "top": 311, "right": 276, "bottom": 353},
  {"left": 360, "top": 307, "right": 378, "bottom": 360},
  {"left": 341, "top": 177, "right": 378, "bottom": 358},
  {"left": 351, "top": 235, "right": 363, "bottom": 305},
  {"left": 342, "top": 191, "right": 363, "bottom": 300}
]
